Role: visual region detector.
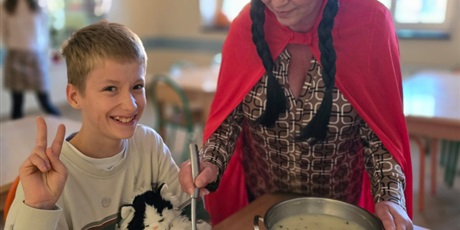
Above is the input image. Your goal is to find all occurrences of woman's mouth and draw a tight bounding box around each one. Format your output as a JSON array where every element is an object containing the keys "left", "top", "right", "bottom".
[{"left": 275, "top": 9, "right": 294, "bottom": 18}]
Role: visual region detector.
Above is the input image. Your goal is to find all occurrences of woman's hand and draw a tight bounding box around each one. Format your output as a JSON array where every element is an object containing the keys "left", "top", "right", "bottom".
[
  {"left": 19, "top": 116, "right": 68, "bottom": 210},
  {"left": 179, "top": 160, "right": 219, "bottom": 197},
  {"left": 375, "top": 201, "right": 413, "bottom": 230}
]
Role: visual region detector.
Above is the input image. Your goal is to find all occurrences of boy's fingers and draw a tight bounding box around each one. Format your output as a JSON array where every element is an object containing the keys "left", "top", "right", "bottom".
[
  {"left": 26, "top": 154, "right": 50, "bottom": 172},
  {"left": 50, "top": 124, "right": 66, "bottom": 157},
  {"left": 31, "top": 144, "right": 51, "bottom": 167},
  {"left": 46, "top": 148, "right": 67, "bottom": 176},
  {"left": 35, "top": 117, "right": 48, "bottom": 150}
]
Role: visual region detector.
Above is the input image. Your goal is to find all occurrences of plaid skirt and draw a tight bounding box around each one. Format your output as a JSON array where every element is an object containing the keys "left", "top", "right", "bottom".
[{"left": 3, "top": 49, "right": 50, "bottom": 92}]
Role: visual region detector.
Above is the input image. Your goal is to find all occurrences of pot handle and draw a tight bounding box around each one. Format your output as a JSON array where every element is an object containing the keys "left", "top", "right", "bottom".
[{"left": 253, "top": 215, "right": 264, "bottom": 230}]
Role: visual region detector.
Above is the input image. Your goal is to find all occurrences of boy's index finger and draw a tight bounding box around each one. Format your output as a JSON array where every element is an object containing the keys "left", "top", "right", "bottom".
[
  {"left": 50, "top": 124, "right": 66, "bottom": 156},
  {"left": 35, "top": 116, "right": 48, "bottom": 150}
]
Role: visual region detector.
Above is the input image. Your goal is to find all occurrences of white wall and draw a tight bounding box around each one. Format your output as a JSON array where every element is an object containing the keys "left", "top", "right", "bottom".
[
  {"left": 106, "top": 0, "right": 226, "bottom": 74},
  {"left": 106, "top": 1, "right": 160, "bottom": 38},
  {"left": 1, "top": 0, "right": 459, "bottom": 118}
]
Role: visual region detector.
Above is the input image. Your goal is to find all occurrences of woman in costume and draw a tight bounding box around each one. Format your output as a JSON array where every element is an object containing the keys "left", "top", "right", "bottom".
[{"left": 179, "top": 0, "right": 413, "bottom": 229}]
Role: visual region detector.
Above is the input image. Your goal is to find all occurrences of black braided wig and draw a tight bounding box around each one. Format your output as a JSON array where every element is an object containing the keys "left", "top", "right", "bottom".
[
  {"left": 250, "top": 0, "right": 287, "bottom": 127},
  {"left": 250, "top": 0, "right": 340, "bottom": 144}
]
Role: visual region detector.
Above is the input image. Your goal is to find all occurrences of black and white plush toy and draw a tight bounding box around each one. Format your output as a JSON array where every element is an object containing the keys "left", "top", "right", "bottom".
[{"left": 117, "top": 183, "right": 191, "bottom": 230}]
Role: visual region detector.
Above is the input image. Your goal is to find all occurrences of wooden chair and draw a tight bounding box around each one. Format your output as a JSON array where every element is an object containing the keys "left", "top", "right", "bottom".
[{"left": 149, "top": 74, "right": 202, "bottom": 163}]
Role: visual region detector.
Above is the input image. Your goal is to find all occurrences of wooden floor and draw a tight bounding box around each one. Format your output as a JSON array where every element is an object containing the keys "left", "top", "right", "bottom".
[{"left": 1, "top": 103, "right": 459, "bottom": 229}]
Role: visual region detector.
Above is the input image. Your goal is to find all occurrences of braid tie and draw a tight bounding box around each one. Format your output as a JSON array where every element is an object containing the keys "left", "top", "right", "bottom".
[
  {"left": 296, "top": 0, "right": 339, "bottom": 144},
  {"left": 250, "top": 0, "right": 287, "bottom": 127}
]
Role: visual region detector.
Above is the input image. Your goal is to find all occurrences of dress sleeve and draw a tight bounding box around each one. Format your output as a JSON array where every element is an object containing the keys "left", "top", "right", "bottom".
[
  {"left": 360, "top": 121, "right": 407, "bottom": 210},
  {"left": 200, "top": 103, "right": 245, "bottom": 175}
]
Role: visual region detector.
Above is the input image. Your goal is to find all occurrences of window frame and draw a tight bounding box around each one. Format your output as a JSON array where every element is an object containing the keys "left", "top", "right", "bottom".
[
  {"left": 389, "top": 0, "right": 457, "bottom": 34},
  {"left": 200, "top": 0, "right": 457, "bottom": 39}
]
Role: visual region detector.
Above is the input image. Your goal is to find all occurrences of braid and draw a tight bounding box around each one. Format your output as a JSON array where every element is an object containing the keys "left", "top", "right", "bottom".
[
  {"left": 250, "top": 0, "right": 287, "bottom": 127},
  {"left": 296, "top": 0, "right": 339, "bottom": 144}
]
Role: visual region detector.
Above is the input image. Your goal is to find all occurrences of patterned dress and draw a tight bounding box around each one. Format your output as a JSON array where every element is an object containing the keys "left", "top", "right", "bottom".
[{"left": 201, "top": 48, "right": 406, "bottom": 209}]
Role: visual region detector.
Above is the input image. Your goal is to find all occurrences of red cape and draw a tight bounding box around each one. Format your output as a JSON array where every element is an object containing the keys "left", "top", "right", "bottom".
[{"left": 203, "top": 0, "right": 413, "bottom": 225}]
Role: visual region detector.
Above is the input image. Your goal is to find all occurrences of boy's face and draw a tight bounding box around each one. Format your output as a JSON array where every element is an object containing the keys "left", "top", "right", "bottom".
[{"left": 69, "top": 59, "right": 146, "bottom": 141}]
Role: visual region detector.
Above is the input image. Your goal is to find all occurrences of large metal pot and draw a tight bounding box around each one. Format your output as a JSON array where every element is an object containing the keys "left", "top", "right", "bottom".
[{"left": 253, "top": 197, "right": 383, "bottom": 230}]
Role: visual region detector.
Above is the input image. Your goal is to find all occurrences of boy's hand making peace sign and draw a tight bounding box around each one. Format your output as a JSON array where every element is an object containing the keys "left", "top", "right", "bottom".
[{"left": 19, "top": 116, "right": 68, "bottom": 210}]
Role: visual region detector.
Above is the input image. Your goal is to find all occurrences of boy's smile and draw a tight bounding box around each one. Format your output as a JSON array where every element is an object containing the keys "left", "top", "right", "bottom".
[{"left": 67, "top": 59, "right": 146, "bottom": 157}]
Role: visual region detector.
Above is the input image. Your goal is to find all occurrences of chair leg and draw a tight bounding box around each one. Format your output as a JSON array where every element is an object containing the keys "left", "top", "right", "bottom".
[
  {"left": 430, "top": 139, "right": 439, "bottom": 195},
  {"left": 411, "top": 136, "right": 426, "bottom": 212}
]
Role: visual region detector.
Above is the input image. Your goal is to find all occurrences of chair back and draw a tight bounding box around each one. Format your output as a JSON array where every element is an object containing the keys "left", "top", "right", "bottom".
[{"left": 150, "top": 74, "right": 195, "bottom": 162}]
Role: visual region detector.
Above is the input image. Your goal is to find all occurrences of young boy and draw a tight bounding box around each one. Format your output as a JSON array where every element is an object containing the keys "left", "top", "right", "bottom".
[{"left": 5, "top": 20, "right": 206, "bottom": 229}]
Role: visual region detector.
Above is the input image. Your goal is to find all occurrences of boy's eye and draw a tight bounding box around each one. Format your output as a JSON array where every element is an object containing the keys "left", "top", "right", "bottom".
[
  {"left": 104, "top": 86, "right": 117, "bottom": 92},
  {"left": 133, "top": 84, "right": 144, "bottom": 90}
]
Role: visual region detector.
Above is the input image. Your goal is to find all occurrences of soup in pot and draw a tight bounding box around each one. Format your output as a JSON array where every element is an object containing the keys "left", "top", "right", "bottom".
[{"left": 272, "top": 213, "right": 365, "bottom": 230}]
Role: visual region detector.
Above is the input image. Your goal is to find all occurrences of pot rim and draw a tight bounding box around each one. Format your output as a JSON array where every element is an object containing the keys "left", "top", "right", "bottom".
[{"left": 261, "top": 197, "right": 384, "bottom": 229}]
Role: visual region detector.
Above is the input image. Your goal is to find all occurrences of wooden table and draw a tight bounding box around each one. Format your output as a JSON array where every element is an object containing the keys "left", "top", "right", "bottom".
[
  {"left": 0, "top": 115, "right": 81, "bottom": 207},
  {"left": 213, "top": 193, "right": 430, "bottom": 230},
  {"left": 403, "top": 71, "right": 460, "bottom": 212},
  {"left": 404, "top": 70, "right": 460, "bottom": 139}
]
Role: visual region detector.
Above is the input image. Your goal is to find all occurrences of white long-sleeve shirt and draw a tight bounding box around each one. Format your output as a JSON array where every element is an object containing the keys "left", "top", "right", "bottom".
[
  {"left": 5, "top": 124, "right": 192, "bottom": 229},
  {"left": 0, "top": 0, "right": 49, "bottom": 51}
]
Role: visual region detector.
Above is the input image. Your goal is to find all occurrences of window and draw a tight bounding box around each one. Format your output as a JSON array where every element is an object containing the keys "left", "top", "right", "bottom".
[
  {"left": 378, "top": 0, "right": 456, "bottom": 39},
  {"left": 48, "top": 0, "right": 112, "bottom": 48},
  {"left": 221, "top": 0, "right": 249, "bottom": 22},
  {"left": 199, "top": 0, "right": 249, "bottom": 29},
  {"left": 200, "top": 0, "right": 456, "bottom": 39}
]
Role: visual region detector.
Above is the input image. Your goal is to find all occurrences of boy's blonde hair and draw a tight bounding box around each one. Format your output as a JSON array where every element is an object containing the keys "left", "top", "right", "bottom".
[{"left": 61, "top": 20, "right": 147, "bottom": 92}]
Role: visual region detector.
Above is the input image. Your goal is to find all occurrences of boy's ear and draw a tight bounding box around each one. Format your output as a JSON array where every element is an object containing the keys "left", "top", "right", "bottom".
[{"left": 66, "top": 84, "right": 81, "bottom": 109}]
